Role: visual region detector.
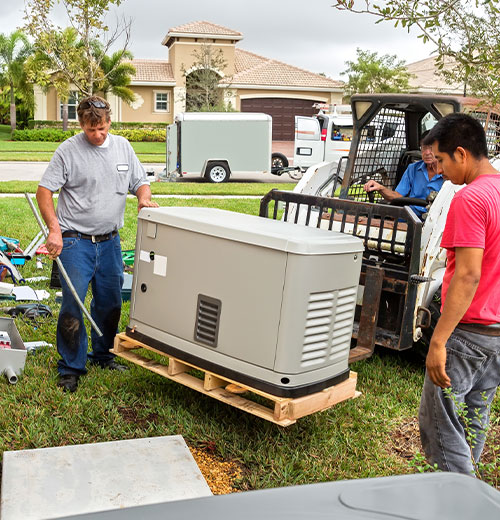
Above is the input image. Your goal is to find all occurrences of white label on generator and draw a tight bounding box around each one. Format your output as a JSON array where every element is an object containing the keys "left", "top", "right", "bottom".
[
  {"left": 154, "top": 255, "right": 168, "bottom": 276},
  {"left": 139, "top": 250, "right": 150, "bottom": 263}
]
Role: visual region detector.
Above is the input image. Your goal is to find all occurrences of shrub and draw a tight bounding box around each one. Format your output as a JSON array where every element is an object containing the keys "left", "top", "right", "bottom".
[
  {"left": 11, "top": 128, "right": 165, "bottom": 142},
  {"left": 11, "top": 128, "right": 78, "bottom": 142},
  {"left": 110, "top": 129, "right": 165, "bottom": 142},
  {"left": 32, "top": 120, "right": 168, "bottom": 131}
]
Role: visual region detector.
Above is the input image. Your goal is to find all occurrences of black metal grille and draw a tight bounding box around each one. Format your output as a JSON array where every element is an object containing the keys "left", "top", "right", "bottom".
[
  {"left": 194, "top": 295, "right": 221, "bottom": 348},
  {"left": 348, "top": 108, "right": 407, "bottom": 202},
  {"left": 260, "top": 190, "right": 422, "bottom": 276},
  {"left": 469, "top": 110, "right": 500, "bottom": 158}
]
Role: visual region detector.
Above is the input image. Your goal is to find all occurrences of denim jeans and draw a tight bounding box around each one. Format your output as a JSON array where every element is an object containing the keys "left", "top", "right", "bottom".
[
  {"left": 57, "top": 233, "right": 124, "bottom": 376},
  {"left": 419, "top": 328, "right": 500, "bottom": 474}
]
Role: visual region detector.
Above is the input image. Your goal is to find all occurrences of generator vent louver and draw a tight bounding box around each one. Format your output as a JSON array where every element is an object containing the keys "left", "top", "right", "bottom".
[
  {"left": 301, "top": 287, "right": 357, "bottom": 367},
  {"left": 194, "top": 295, "right": 221, "bottom": 348}
]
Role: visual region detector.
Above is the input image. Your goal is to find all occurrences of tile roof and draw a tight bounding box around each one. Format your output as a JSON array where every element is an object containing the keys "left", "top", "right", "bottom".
[
  {"left": 407, "top": 56, "right": 463, "bottom": 94},
  {"left": 227, "top": 48, "right": 343, "bottom": 90},
  {"left": 129, "top": 59, "right": 175, "bottom": 83},
  {"left": 165, "top": 21, "right": 242, "bottom": 39}
]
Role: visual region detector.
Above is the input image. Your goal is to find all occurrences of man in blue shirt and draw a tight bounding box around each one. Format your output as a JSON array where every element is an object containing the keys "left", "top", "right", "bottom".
[{"left": 363, "top": 133, "right": 444, "bottom": 218}]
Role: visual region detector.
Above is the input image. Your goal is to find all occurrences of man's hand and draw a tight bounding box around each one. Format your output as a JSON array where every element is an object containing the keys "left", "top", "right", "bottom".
[
  {"left": 138, "top": 199, "right": 159, "bottom": 212},
  {"left": 136, "top": 185, "right": 159, "bottom": 212},
  {"left": 426, "top": 342, "right": 450, "bottom": 388},
  {"left": 364, "top": 179, "right": 383, "bottom": 193},
  {"left": 45, "top": 230, "right": 63, "bottom": 259}
]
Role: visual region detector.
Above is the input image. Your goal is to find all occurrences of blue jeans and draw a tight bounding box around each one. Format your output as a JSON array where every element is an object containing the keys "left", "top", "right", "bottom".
[
  {"left": 419, "top": 328, "right": 500, "bottom": 474},
  {"left": 57, "top": 233, "right": 124, "bottom": 376}
]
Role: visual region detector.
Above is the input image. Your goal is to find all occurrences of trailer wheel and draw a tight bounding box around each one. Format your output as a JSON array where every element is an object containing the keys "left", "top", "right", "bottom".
[
  {"left": 205, "top": 162, "right": 230, "bottom": 183},
  {"left": 271, "top": 152, "right": 289, "bottom": 169}
]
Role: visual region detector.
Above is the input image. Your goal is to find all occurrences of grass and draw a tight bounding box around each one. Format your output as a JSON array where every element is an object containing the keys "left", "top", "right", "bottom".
[
  {"left": 0, "top": 197, "right": 412, "bottom": 489},
  {"left": 0, "top": 125, "right": 164, "bottom": 163},
  {"left": 0, "top": 181, "right": 293, "bottom": 196},
  {"left": 1, "top": 196, "right": 497, "bottom": 491}
]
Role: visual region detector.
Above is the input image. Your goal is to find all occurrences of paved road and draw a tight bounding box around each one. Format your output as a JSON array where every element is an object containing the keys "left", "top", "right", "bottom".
[{"left": 0, "top": 162, "right": 297, "bottom": 184}]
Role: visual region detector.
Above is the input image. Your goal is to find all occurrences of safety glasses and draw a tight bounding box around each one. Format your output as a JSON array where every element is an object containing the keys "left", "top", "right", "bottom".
[{"left": 79, "top": 99, "right": 107, "bottom": 109}]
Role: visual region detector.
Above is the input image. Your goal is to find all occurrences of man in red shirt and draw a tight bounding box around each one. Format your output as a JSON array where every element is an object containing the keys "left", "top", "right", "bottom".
[{"left": 419, "top": 113, "right": 500, "bottom": 474}]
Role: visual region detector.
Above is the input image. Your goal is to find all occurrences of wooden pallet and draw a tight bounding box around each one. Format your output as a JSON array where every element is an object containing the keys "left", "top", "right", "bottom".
[{"left": 112, "top": 333, "right": 360, "bottom": 427}]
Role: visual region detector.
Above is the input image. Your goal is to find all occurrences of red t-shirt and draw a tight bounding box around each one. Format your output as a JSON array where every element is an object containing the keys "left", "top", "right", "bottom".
[{"left": 441, "top": 174, "right": 500, "bottom": 324}]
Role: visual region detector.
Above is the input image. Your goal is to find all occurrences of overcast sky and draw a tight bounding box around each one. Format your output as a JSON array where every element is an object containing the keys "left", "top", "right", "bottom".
[{"left": 2, "top": 0, "right": 433, "bottom": 79}]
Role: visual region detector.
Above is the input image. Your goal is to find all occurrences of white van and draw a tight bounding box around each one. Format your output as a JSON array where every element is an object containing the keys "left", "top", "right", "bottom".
[{"left": 293, "top": 105, "right": 354, "bottom": 172}]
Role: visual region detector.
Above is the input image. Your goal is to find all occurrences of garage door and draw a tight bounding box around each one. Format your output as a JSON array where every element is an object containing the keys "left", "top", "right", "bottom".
[{"left": 241, "top": 98, "right": 322, "bottom": 141}]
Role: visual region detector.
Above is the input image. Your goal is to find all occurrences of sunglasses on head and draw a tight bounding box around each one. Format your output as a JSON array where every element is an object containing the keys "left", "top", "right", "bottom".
[{"left": 80, "top": 99, "right": 107, "bottom": 109}]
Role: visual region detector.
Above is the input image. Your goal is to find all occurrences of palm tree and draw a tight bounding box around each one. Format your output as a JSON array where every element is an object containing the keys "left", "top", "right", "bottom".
[
  {"left": 93, "top": 46, "right": 136, "bottom": 104},
  {"left": 25, "top": 27, "right": 85, "bottom": 131},
  {"left": 0, "top": 30, "right": 33, "bottom": 131}
]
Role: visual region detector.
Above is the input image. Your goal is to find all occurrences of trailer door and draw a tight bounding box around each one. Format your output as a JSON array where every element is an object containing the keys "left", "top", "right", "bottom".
[
  {"left": 293, "top": 116, "right": 323, "bottom": 169},
  {"left": 166, "top": 123, "right": 178, "bottom": 175}
]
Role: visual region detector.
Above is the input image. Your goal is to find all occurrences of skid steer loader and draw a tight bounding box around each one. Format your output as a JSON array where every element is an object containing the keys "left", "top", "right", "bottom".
[{"left": 260, "top": 94, "right": 500, "bottom": 362}]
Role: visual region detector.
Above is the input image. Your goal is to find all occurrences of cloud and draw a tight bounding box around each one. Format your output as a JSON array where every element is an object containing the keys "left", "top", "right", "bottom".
[{"left": 1, "top": 0, "right": 433, "bottom": 78}]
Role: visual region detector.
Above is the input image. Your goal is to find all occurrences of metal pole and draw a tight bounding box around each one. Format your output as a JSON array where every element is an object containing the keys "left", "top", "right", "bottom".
[{"left": 25, "top": 193, "right": 103, "bottom": 337}]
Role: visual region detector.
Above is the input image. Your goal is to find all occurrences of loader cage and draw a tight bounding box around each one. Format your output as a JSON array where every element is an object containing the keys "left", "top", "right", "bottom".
[
  {"left": 339, "top": 94, "right": 462, "bottom": 202},
  {"left": 260, "top": 190, "right": 423, "bottom": 362}
]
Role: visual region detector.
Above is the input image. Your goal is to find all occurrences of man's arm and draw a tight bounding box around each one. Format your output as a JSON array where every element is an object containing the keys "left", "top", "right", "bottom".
[
  {"left": 36, "top": 186, "right": 63, "bottom": 259},
  {"left": 136, "top": 184, "right": 159, "bottom": 212},
  {"left": 363, "top": 180, "right": 403, "bottom": 201},
  {"left": 426, "top": 247, "right": 483, "bottom": 388}
]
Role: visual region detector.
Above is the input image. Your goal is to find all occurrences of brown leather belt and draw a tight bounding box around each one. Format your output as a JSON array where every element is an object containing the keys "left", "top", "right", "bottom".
[
  {"left": 62, "top": 230, "right": 118, "bottom": 243},
  {"left": 456, "top": 322, "right": 500, "bottom": 337}
]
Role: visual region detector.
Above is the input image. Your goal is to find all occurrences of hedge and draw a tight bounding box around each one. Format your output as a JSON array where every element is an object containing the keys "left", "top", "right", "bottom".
[
  {"left": 12, "top": 128, "right": 165, "bottom": 142},
  {"left": 30, "top": 120, "right": 167, "bottom": 130},
  {"left": 12, "top": 128, "right": 78, "bottom": 142}
]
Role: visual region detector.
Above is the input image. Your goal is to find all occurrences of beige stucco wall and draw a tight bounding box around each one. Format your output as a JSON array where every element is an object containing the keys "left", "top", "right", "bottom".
[
  {"left": 235, "top": 89, "right": 343, "bottom": 110},
  {"left": 121, "top": 86, "right": 174, "bottom": 123},
  {"left": 46, "top": 87, "right": 59, "bottom": 121},
  {"left": 168, "top": 38, "right": 236, "bottom": 85}
]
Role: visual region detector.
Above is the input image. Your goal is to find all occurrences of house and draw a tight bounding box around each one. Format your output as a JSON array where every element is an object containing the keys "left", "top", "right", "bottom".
[
  {"left": 406, "top": 56, "right": 464, "bottom": 96},
  {"left": 33, "top": 21, "right": 344, "bottom": 141}
]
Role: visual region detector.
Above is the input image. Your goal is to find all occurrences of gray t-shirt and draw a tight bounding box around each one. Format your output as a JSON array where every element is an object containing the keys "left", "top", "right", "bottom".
[{"left": 39, "top": 132, "right": 149, "bottom": 235}]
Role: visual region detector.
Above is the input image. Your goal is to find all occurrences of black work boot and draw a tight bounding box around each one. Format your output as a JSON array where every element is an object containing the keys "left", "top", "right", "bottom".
[
  {"left": 94, "top": 359, "right": 129, "bottom": 372},
  {"left": 57, "top": 374, "right": 79, "bottom": 393}
]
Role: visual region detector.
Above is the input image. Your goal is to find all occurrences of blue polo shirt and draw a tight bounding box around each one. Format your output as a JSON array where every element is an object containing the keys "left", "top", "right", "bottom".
[{"left": 395, "top": 160, "right": 444, "bottom": 217}]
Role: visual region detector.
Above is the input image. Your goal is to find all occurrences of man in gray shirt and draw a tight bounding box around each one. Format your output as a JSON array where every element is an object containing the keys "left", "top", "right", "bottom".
[{"left": 37, "top": 95, "right": 158, "bottom": 392}]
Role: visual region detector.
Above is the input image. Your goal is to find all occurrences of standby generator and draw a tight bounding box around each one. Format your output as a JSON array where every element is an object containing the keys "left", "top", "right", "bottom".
[{"left": 126, "top": 207, "right": 363, "bottom": 397}]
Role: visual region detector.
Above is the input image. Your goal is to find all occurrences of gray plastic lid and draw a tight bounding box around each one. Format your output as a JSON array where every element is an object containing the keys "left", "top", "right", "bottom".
[{"left": 139, "top": 207, "right": 364, "bottom": 255}]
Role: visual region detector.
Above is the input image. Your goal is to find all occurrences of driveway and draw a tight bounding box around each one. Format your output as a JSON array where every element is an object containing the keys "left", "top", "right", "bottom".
[{"left": 0, "top": 162, "right": 297, "bottom": 184}]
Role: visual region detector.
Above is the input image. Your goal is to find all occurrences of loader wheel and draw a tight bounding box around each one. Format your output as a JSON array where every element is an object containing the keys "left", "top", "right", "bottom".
[
  {"left": 205, "top": 162, "right": 230, "bottom": 183},
  {"left": 271, "top": 152, "right": 289, "bottom": 169}
]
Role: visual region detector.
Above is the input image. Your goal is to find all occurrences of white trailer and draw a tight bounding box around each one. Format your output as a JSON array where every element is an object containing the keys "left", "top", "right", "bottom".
[{"left": 166, "top": 112, "right": 273, "bottom": 183}]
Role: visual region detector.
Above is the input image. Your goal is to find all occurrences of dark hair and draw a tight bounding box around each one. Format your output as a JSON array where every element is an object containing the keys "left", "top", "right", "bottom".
[
  {"left": 77, "top": 95, "right": 111, "bottom": 126},
  {"left": 422, "top": 113, "right": 488, "bottom": 159}
]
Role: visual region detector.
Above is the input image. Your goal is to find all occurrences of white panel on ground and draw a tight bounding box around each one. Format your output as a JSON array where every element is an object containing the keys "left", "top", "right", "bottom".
[{"left": 1, "top": 435, "right": 212, "bottom": 520}]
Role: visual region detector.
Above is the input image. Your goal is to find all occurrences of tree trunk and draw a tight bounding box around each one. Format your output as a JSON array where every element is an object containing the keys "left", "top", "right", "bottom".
[
  {"left": 9, "top": 85, "right": 16, "bottom": 132},
  {"left": 62, "top": 103, "right": 69, "bottom": 132}
]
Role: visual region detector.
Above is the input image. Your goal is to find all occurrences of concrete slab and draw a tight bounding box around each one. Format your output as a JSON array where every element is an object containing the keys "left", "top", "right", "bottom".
[{"left": 1, "top": 435, "right": 212, "bottom": 520}]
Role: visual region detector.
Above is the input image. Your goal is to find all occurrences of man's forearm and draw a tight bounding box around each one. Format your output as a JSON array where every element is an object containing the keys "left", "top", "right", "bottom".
[
  {"left": 380, "top": 187, "right": 402, "bottom": 201},
  {"left": 36, "top": 186, "right": 61, "bottom": 233}
]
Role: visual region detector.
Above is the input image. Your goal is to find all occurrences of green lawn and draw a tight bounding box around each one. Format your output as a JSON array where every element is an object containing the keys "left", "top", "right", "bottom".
[
  {"left": 1, "top": 196, "right": 497, "bottom": 491},
  {"left": 0, "top": 181, "right": 293, "bottom": 195},
  {"left": 0, "top": 125, "right": 164, "bottom": 162}
]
